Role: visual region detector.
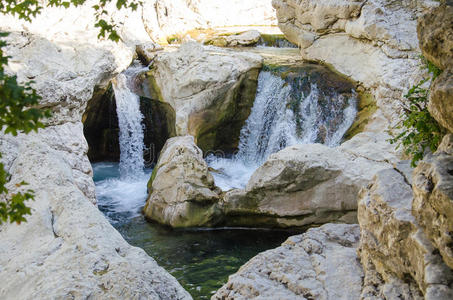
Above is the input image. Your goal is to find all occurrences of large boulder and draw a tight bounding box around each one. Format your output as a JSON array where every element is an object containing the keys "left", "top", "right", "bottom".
[
  {"left": 358, "top": 167, "right": 453, "bottom": 299},
  {"left": 143, "top": 136, "right": 222, "bottom": 227},
  {"left": 418, "top": 4, "right": 453, "bottom": 133},
  {"left": 222, "top": 133, "right": 394, "bottom": 227},
  {"left": 272, "top": 0, "right": 438, "bottom": 132},
  {"left": 413, "top": 134, "right": 453, "bottom": 270},
  {"left": 141, "top": 42, "right": 262, "bottom": 152},
  {"left": 212, "top": 224, "right": 363, "bottom": 300}
]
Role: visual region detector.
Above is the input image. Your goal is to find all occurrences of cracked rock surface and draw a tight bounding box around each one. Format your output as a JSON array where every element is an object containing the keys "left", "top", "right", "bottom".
[
  {"left": 358, "top": 167, "right": 453, "bottom": 299},
  {"left": 413, "top": 134, "right": 453, "bottom": 271},
  {"left": 212, "top": 223, "right": 363, "bottom": 300}
]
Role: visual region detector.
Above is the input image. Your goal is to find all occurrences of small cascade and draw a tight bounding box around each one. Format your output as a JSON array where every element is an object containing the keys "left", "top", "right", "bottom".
[
  {"left": 94, "top": 65, "right": 151, "bottom": 223},
  {"left": 207, "top": 69, "right": 357, "bottom": 191},
  {"left": 112, "top": 68, "right": 146, "bottom": 179}
]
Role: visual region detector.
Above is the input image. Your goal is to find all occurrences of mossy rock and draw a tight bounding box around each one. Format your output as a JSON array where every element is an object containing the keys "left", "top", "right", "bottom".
[
  {"left": 344, "top": 92, "right": 377, "bottom": 139},
  {"left": 188, "top": 67, "right": 260, "bottom": 153},
  {"left": 258, "top": 34, "right": 297, "bottom": 48}
]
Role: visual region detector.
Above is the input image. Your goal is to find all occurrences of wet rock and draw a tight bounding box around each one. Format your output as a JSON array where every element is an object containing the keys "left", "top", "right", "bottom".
[
  {"left": 136, "top": 42, "right": 163, "bottom": 65},
  {"left": 144, "top": 136, "right": 222, "bottom": 227},
  {"left": 212, "top": 224, "right": 363, "bottom": 300}
]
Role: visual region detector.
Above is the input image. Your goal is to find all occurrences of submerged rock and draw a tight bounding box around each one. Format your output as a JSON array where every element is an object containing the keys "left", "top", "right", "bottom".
[
  {"left": 144, "top": 136, "right": 222, "bottom": 227},
  {"left": 358, "top": 167, "right": 453, "bottom": 299},
  {"left": 212, "top": 224, "right": 363, "bottom": 300}
]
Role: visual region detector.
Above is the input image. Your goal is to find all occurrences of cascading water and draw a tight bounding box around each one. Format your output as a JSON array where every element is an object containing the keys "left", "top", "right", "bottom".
[
  {"left": 95, "top": 66, "right": 151, "bottom": 223},
  {"left": 207, "top": 69, "right": 358, "bottom": 191},
  {"left": 113, "top": 73, "right": 145, "bottom": 179}
]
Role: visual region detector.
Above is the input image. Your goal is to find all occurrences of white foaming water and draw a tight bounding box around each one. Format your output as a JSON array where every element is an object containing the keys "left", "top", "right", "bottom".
[
  {"left": 95, "top": 66, "right": 150, "bottom": 223},
  {"left": 207, "top": 71, "right": 357, "bottom": 191},
  {"left": 93, "top": 162, "right": 151, "bottom": 223},
  {"left": 113, "top": 71, "right": 145, "bottom": 179}
]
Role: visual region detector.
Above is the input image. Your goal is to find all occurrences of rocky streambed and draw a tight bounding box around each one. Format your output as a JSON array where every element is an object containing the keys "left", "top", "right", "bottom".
[{"left": 1, "top": 0, "right": 453, "bottom": 299}]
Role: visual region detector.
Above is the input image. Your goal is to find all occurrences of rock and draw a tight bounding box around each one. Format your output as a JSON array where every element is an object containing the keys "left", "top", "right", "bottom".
[
  {"left": 0, "top": 127, "right": 191, "bottom": 300},
  {"left": 136, "top": 42, "right": 163, "bottom": 65},
  {"left": 142, "top": 42, "right": 262, "bottom": 152},
  {"left": 145, "top": 0, "right": 277, "bottom": 42},
  {"left": 418, "top": 4, "right": 453, "bottom": 133},
  {"left": 273, "top": 0, "right": 438, "bottom": 131},
  {"left": 0, "top": 5, "right": 191, "bottom": 298},
  {"left": 413, "top": 134, "right": 453, "bottom": 270},
  {"left": 417, "top": 4, "right": 453, "bottom": 71},
  {"left": 429, "top": 70, "right": 453, "bottom": 133},
  {"left": 222, "top": 135, "right": 393, "bottom": 227},
  {"left": 205, "top": 30, "right": 262, "bottom": 47},
  {"left": 143, "top": 136, "right": 222, "bottom": 227},
  {"left": 212, "top": 223, "right": 363, "bottom": 300},
  {"left": 225, "top": 30, "right": 261, "bottom": 47},
  {"left": 358, "top": 167, "right": 453, "bottom": 299}
]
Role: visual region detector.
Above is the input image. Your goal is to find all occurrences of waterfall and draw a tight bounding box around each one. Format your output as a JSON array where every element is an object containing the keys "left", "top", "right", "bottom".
[
  {"left": 207, "top": 70, "right": 357, "bottom": 191},
  {"left": 112, "top": 69, "right": 145, "bottom": 179}
]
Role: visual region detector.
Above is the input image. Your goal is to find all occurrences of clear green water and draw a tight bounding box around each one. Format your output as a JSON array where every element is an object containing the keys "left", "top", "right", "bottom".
[{"left": 93, "top": 162, "right": 301, "bottom": 299}]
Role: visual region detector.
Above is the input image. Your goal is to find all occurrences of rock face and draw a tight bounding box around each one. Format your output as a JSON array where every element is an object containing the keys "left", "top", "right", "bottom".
[
  {"left": 413, "top": 134, "right": 453, "bottom": 270},
  {"left": 212, "top": 224, "right": 363, "bottom": 300},
  {"left": 273, "top": 0, "right": 438, "bottom": 131},
  {"left": 358, "top": 167, "right": 453, "bottom": 299},
  {"left": 417, "top": 4, "right": 453, "bottom": 71},
  {"left": 222, "top": 133, "right": 394, "bottom": 227},
  {"left": 205, "top": 30, "right": 262, "bottom": 47},
  {"left": 0, "top": 128, "right": 191, "bottom": 300},
  {"left": 142, "top": 42, "right": 262, "bottom": 152},
  {"left": 418, "top": 4, "right": 453, "bottom": 133},
  {"left": 0, "top": 3, "right": 191, "bottom": 299},
  {"left": 144, "top": 0, "right": 277, "bottom": 43},
  {"left": 144, "top": 136, "right": 221, "bottom": 227}
]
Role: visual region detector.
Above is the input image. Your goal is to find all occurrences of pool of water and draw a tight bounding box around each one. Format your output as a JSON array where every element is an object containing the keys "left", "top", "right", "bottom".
[{"left": 93, "top": 162, "right": 302, "bottom": 299}]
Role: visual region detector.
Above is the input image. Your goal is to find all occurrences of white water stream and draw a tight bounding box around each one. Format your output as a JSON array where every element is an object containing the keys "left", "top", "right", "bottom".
[
  {"left": 95, "top": 67, "right": 150, "bottom": 223},
  {"left": 207, "top": 71, "right": 357, "bottom": 191}
]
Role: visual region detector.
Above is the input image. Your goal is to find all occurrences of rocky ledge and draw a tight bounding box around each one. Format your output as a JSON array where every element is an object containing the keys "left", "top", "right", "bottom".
[{"left": 212, "top": 224, "right": 363, "bottom": 300}]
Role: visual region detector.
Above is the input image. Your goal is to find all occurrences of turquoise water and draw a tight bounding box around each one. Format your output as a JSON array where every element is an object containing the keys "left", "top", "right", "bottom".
[{"left": 93, "top": 162, "right": 302, "bottom": 299}]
